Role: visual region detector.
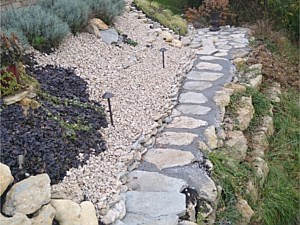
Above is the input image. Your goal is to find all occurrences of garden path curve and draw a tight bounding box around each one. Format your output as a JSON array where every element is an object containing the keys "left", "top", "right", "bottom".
[{"left": 119, "top": 26, "right": 251, "bottom": 225}]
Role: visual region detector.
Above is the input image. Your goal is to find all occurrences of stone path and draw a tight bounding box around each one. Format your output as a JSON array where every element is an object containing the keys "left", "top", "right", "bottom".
[{"left": 120, "top": 26, "right": 250, "bottom": 225}]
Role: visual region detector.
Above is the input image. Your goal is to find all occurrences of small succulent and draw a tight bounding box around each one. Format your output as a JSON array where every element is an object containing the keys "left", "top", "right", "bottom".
[{"left": 0, "top": 33, "right": 23, "bottom": 67}]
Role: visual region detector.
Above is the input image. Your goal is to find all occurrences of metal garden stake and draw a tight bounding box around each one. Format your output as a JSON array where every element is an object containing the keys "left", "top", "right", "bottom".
[
  {"left": 102, "top": 92, "right": 114, "bottom": 126},
  {"left": 160, "top": 48, "right": 167, "bottom": 68}
]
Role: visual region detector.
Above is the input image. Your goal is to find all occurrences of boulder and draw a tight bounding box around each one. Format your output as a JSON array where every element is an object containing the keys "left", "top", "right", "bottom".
[
  {"left": 250, "top": 131, "right": 269, "bottom": 157},
  {"left": 85, "top": 24, "right": 100, "bottom": 38},
  {"left": 0, "top": 163, "right": 14, "bottom": 196},
  {"left": 224, "top": 131, "right": 248, "bottom": 161},
  {"left": 236, "top": 96, "right": 255, "bottom": 131},
  {"left": 80, "top": 201, "right": 98, "bottom": 225},
  {"left": 31, "top": 204, "right": 56, "bottom": 225},
  {"left": 236, "top": 198, "right": 254, "bottom": 225},
  {"left": 100, "top": 28, "right": 119, "bottom": 44},
  {"left": 233, "top": 57, "right": 245, "bottom": 65},
  {"left": 253, "top": 157, "right": 269, "bottom": 187},
  {"left": 259, "top": 115, "right": 274, "bottom": 137},
  {"left": 3, "top": 90, "right": 29, "bottom": 105},
  {"left": 89, "top": 18, "right": 108, "bottom": 30},
  {"left": 101, "top": 200, "right": 126, "bottom": 224},
  {"left": 213, "top": 88, "right": 233, "bottom": 108},
  {"left": 0, "top": 213, "right": 31, "bottom": 225},
  {"left": 181, "top": 37, "right": 191, "bottom": 46},
  {"left": 3, "top": 174, "right": 51, "bottom": 216},
  {"left": 171, "top": 39, "right": 182, "bottom": 48},
  {"left": 160, "top": 31, "right": 174, "bottom": 42},
  {"left": 249, "top": 74, "right": 263, "bottom": 89},
  {"left": 51, "top": 199, "right": 81, "bottom": 225},
  {"left": 224, "top": 83, "right": 246, "bottom": 93},
  {"left": 51, "top": 183, "right": 83, "bottom": 204},
  {"left": 204, "top": 125, "right": 218, "bottom": 149}
]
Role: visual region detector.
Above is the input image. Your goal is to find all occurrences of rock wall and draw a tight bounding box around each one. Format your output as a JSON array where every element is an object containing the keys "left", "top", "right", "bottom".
[{"left": 0, "top": 0, "right": 36, "bottom": 11}]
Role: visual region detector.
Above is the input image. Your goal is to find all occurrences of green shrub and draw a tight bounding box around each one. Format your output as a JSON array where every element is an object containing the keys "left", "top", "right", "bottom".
[
  {"left": 1, "top": 6, "right": 70, "bottom": 51},
  {"left": 0, "top": 70, "right": 21, "bottom": 97},
  {"left": 0, "top": 27, "right": 28, "bottom": 46},
  {"left": 134, "top": 0, "right": 188, "bottom": 35},
  {"left": 267, "top": 0, "right": 299, "bottom": 40},
  {"left": 86, "top": 0, "right": 125, "bottom": 24},
  {"left": 38, "top": 0, "right": 90, "bottom": 34}
]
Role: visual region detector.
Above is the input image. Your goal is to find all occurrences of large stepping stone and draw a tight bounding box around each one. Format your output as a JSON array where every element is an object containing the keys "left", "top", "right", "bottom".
[
  {"left": 143, "top": 148, "right": 196, "bottom": 170},
  {"left": 196, "top": 62, "right": 223, "bottom": 71},
  {"left": 122, "top": 213, "right": 178, "bottom": 225},
  {"left": 163, "top": 164, "right": 218, "bottom": 203},
  {"left": 156, "top": 132, "right": 198, "bottom": 146},
  {"left": 199, "top": 56, "right": 227, "bottom": 61},
  {"left": 183, "top": 81, "right": 212, "bottom": 91},
  {"left": 126, "top": 171, "right": 187, "bottom": 192},
  {"left": 167, "top": 116, "right": 208, "bottom": 129},
  {"left": 187, "top": 71, "right": 223, "bottom": 81},
  {"left": 179, "top": 92, "right": 208, "bottom": 104},
  {"left": 177, "top": 105, "right": 211, "bottom": 115},
  {"left": 125, "top": 191, "right": 186, "bottom": 217}
]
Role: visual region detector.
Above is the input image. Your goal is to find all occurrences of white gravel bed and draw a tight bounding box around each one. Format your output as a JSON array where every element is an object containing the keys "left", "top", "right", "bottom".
[{"left": 34, "top": 8, "right": 192, "bottom": 220}]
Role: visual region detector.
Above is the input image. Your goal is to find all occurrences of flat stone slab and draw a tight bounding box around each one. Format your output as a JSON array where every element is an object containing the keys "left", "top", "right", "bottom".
[
  {"left": 163, "top": 163, "right": 218, "bottom": 203},
  {"left": 126, "top": 171, "right": 188, "bottom": 192},
  {"left": 179, "top": 92, "right": 208, "bottom": 104},
  {"left": 187, "top": 71, "right": 223, "bottom": 81},
  {"left": 156, "top": 132, "right": 198, "bottom": 146},
  {"left": 167, "top": 116, "right": 208, "bottom": 129},
  {"left": 122, "top": 213, "right": 179, "bottom": 225},
  {"left": 177, "top": 105, "right": 211, "bottom": 115},
  {"left": 100, "top": 28, "right": 118, "bottom": 44},
  {"left": 199, "top": 56, "right": 227, "bottom": 61},
  {"left": 183, "top": 81, "right": 212, "bottom": 91},
  {"left": 143, "top": 148, "right": 196, "bottom": 170},
  {"left": 125, "top": 191, "right": 186, "bottom": 217},
  {"left": 196, "top": 62, "right": 223, "bottom": 71}
]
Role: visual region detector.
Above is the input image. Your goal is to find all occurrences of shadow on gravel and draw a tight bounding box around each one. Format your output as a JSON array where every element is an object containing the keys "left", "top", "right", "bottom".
[{"left": 0, "top": 63, "right": 108, "bottom": 185}]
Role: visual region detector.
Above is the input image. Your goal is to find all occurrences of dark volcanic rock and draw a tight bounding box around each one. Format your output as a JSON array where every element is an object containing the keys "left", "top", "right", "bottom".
[{"left": 0, "top": 64, "right": 108, "bottom": 184}]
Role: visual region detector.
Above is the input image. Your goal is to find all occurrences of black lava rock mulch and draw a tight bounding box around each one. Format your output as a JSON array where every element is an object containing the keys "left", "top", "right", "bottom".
[{"left": 0, "top": 64, "right": 108, "bottom": 184}]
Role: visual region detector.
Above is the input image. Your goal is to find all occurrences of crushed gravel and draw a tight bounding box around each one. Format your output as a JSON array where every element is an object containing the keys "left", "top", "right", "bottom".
[{"left": 33, "top": 4, "right": 192, "bottom": 219}]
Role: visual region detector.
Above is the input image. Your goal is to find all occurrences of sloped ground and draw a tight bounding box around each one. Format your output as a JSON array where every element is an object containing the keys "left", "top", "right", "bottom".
[{"left": 32, "top": 5, "right": 192, "bottom": 217}]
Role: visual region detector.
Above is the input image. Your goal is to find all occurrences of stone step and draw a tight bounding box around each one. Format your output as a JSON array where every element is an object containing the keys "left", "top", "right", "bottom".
[
  {"left": 166, "top": 116, "right": 208, "bottom": 129},
  {"left": 125, "top": 191, "right": 186, "bottom": 217},
  {"left": 156, "top": 132, "right": 198, "bottom": 146},
  {"left": 122, "top": 213, "right": 178, "bottom": 225},
  {"left": 179, "top": 92, "right": 208, "bottom": 104},
  {"left": 186, "top": 71, "right": 223, "bottom": 81},
  {"left": 143, "top": 148, "right": 196, "bottom": 170},
  {"left": 126, "top": 170, "right": 188, "bottom": 192}
]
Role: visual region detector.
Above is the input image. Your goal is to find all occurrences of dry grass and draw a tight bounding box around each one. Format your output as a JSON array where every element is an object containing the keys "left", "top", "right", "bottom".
[{"left": 247, "top": 20, "right": 299, "bottom": 90}]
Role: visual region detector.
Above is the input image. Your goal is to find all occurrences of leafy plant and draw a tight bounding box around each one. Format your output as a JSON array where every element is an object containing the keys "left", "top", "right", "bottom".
[
  {"left": 0, "top": 70, "right": 21, "bottom": 97},
  {"left": 0, "top": 33, "right": 23, "bottom": 67},
  {"left": 126, "top": 39, "right": 138, "bottom": 47}
]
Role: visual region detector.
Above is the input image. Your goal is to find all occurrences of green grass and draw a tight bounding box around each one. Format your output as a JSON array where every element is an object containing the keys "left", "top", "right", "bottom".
[
  {"left": 134, "top": 0, "right": 188, "bottom": 35},
  {"left": 208, "top": 152, "right": 252, "bottom": 224},
  {"left": 254, "top": 90, "right": 300, "bottom": 225}
]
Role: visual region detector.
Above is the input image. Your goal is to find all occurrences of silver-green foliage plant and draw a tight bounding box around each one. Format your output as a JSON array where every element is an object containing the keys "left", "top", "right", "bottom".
[
  {"left": 1, "top": 5, "right": 69, "bottom": 51},
  {"left": 86, "top": 0, "right": 125, "bottom": 24},
  {"left": 39, "top": 0, "right": 90, "bottom": 34}
]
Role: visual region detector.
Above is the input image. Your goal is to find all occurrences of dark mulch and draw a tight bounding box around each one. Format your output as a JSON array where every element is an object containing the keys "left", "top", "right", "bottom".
[{"left": 0, "top": 63, "right": 108, "bottom": 184}]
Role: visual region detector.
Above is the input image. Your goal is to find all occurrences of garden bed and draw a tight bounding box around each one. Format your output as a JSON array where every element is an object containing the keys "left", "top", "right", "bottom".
[{"left": 0, "top": 63, "right": 108, "bottom": 184}]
